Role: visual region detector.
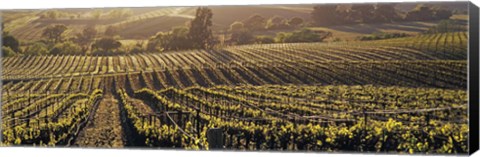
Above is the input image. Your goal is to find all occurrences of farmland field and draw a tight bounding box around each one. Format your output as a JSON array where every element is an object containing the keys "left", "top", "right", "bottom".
[
  {"left": 1, "top": 31, "right": 469, "bottom": 153},
  {"left": 0, "top": 2, "right": 471, "bottom": 155}
]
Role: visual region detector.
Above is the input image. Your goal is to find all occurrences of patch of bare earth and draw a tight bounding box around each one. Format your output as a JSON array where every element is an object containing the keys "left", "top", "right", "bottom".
[{"left": 74, "top": 95, "right": 125, "bottom": 148}]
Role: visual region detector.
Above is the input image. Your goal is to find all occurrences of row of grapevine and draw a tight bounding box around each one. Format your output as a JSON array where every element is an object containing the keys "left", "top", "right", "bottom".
[
  {"left": 1, "top": 89, "right": 103, "bottom": 146},
  {"left": 2, "top": 32, "right": 466, "bottom": 81},
  {"left": 112, "top": 85, "right": 466, "bottom": 153}
]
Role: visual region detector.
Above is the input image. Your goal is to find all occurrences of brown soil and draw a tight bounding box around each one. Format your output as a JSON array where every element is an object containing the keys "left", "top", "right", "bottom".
[{"left": 73, "top": 95, "right": 125, "bottom": 148}]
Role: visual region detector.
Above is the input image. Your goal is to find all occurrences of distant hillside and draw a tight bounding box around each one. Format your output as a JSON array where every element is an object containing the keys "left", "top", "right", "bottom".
[
  {"left": 395, "top": 1, "right": 469, "bottom": 12},
  {"left": 2, "top": 2, "right": 469, "bottom": 41}
]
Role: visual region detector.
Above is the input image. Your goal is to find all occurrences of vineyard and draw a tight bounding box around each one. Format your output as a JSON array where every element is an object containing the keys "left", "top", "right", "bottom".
[{"left": 0, "top": 32, "right": 469, "bottom": 154}]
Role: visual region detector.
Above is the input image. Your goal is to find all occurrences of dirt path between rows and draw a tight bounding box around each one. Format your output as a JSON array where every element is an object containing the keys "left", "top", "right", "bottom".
[{"left": 73, "top": 95, "right": 125, "bottom": 148}]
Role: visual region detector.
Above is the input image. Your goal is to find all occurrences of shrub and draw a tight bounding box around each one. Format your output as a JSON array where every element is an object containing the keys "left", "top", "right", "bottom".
[
  {"left": 405, "top": 5, "right": 452, "bottom": 21},
  {"left": 2, "top": 46, "right": 17, "bottom": 57},
  {"left": 230, "top": 30, "right": 254, "bottom": 45},
  {"left": 2, "top": 34, "right": 20, "bottom": 52},
  {"left": 147, "top": 26, "right": 193, "bottom": 52},
  {"left": 288, "top": 17, "right": 304, "bottom": 27},
  {"left": 92, "top": 37, "right": 122, "bottom": 54},
  {"left": 129, "top": 46, "right": 144, "bottom": 54},
  {"left": 275, "top": 29, "right": 332, "bottom": 43},
  {"left": 42, "top": 24, "right": 68, "bottom": 44},
  {"left": 229, "top": 21, "right": 245, "bottom": 32},
  {"left": 49, "top": 41, "right": 83, "bottom": 55},
  {"left": 24, "top": 42, "right": 49, "bottom": 55},
  {"left": 243, "top": 14, "right": 267, "bottom": 31},
  {"left": 265, "top": 16, "right": 290, "bottom": 30},
  {"left": 254, "top": 36, "right": 275, "bottom": 44}
]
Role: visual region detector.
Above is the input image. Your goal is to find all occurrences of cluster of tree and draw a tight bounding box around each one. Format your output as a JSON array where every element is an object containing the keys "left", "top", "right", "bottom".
[
  {"left": 147, "top": 26, "right": 191, "bottom": 52},
  {"left": 424, "top": 20, "right": 467, "bottom": 34},
  {"left": 90, "top": 37, "right": 123, "bottom": 55},
  {"left": 42, "top": 24, "right": 68, "bottom": 43},
  {"left": 146, "top": 7, "right": 216, "bottom": 52},
  {"left": 239, "top": 15, "right": 304, "bottom": 31},
  {"left": 228, "top": 31, "right": 275, "bottom": 45},
  {"left": 124, "top": 42, "right": 145, "bottom": 54},
  {"left": 2, "top": 46, "right": 17, "bottom": 57},
  {"left": 74, "top": 26, "right": 98, "bottom": 51},
  {"left": 4, "top": 6, "right": 217, "bottom": 57},
  {"left": 2, "top": 22, "right": 130, "bottom": 56},
  {"left": 3, "top": 10, "right": 162, "bottom": 56},
  {"left": 2, "top": 22, "right": 20, "bottom": 57},
  {"left": 311, "top": 4, "right": 453, "bottom": 26},
  {"left": 227, "top": 27, "right": 331, "bottom": 45},
  {"left": 228, "top": 21, "right": 263, "bottom": 45},
  {"left": 404, "top": 5, "right": 452, "bottom": 21},
  {"left": 357, "top": 32, "right": 410, "bottom": 41},
  {"left": 21, "top": 24, "right": 92, "bottom": 55},
  {"left": 226, "top": 16, "right": 306, "bottom": 45}
]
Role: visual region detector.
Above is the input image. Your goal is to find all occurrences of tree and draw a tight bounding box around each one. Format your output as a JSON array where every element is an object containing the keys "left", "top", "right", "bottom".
[
  {"left": 147, "top": 32, "right": 169, "bottom": 52},
  {"left": 243, "top": 14, "right": 266, "bottom": 31},
  {"left": 42, "top": 24, "right": 68, "bottom": 44},
  {"left": 2, "top": 34, "right": 20, "bottom": 52},
  {"left": 228, "top": 21, "right": 254, "bottom": 45},
  {"left": 168, "top": 26, "right": 192, "bottom": 51},
  {"left": 350, "top": 4, "right": 376, "bottom": 23},
  {"left": 49, "top": 41, "right": 83, "bottom": 55},
  {"left": 92, "top": 37, "right": 122, "bottom": 53},
  {"left": 405, "top": 5, "right": 452, "bottom": 21},
  {"left": 188, "top": 7, "right": 215, "bottom": 49},
  {"left": 129, "top": 42, "right": 145, "bottom": 54},
  {"left": 75, "top": 26, "right": 97, "bottom": 51},
  {"left": 229, "top": 21, "right": 245, "bottom": 32},
  {"left": 24, "top": 42, "right": 49, "bottom": 55},
  {"left": 288, "top": 17, "right": 304, "bottom": 27},
  {"left": 434, "top": 8, "right": 453, "bottom": 20},
  {"left": 311, "top": 5, "right": 343, "bottom": 26},
  {"left": 404, "top": 5, "right": 435, "bottom": 21},
  {"left": 2, "top": 46, "right": 17, "bottom": 57},
  {"left": 147, "top": 26, "right": 193, "bottom": 52},
  {"left": 372, "top": 4, "right": 401, "bottom": 22},
  {"left": 230, "top": 30, "right": 254, "bottom": 45},
  {"left": 104, "top": 25, "right": 120, "bottom": 37},
  {"left": 265, "top": 16, "right": 289, "bottom": 30}
]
